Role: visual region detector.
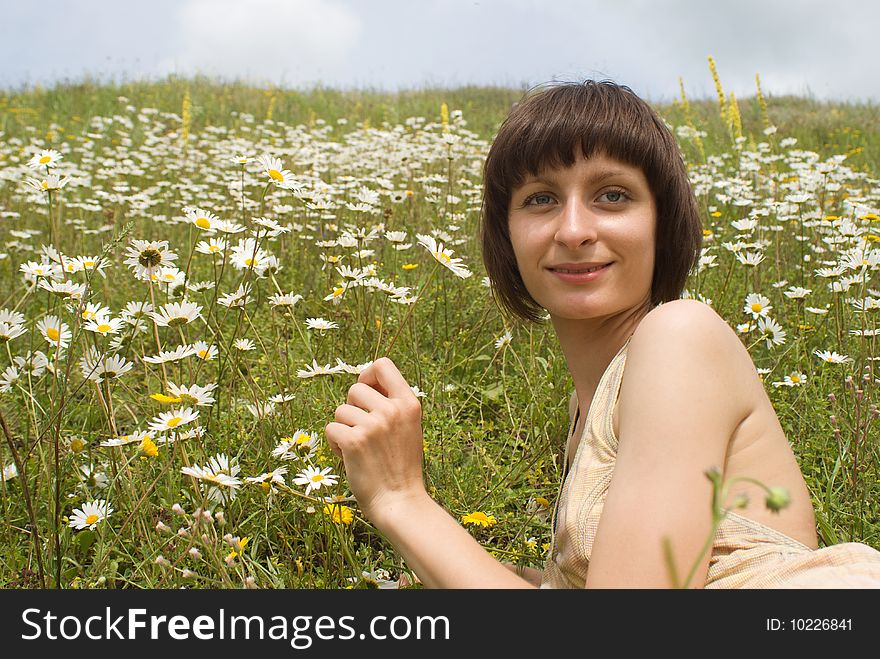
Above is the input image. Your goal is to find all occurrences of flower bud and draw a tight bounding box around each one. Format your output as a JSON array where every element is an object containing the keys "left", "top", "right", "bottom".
[
  {"left": 223, "top": 533, "right": 234, "bottom": 545},
  {"left": 225, "top": 556, "right": 235, "bottom": 567},
  {"left": 732, "top": 493, "right": 750, "bottom": 509},
  {"left": 182, "top": 569, "right": 196, "bottom": 579},
  {"left": 765, "top": 487, "right": 791, "bottom": 513},
  {"left": 201, "top": 533, "right": 210, "bottom": 544},
  {"left": 828, "top": 393, "right": 836, "bottom": 403},
  {"left": 245, "top": 576, "right": 257, "bottom": 589},
  {"left": 155, "top": 555, "right": 171, "bottom": 567},
  {"left": 188, "top": 547, "right": 201, "bottom": 560},
  {"left": 201, "top": 509, "right": 213, "bottom": 524},
  {"left": 855, "top": 389, "right": 864, "bottom": 401},
  {"left": 172, "top": 503, "right": 185, "bottom": 516},
  {"left": 177, "top": 527, "right": 189, "bottom": 538},
  {"left": 155, "top": 521, "right": 171, "bottom": 534},
  {"left": 829, "top": 415, "right": 837, "bottom": 426},
  {"left": 214, "top": 511, "right": 226, "bottom": 526}
]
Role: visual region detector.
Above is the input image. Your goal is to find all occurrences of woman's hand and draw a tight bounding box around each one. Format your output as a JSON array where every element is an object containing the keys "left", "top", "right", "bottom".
[{"left": 325, "top": 357, "right": 427, "bottom": 528}]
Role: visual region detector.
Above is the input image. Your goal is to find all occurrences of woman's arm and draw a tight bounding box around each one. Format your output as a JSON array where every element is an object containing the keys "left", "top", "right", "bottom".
[
  {"left": 325, "top": 357, "right": 535, "bottom": 589},
  {"left": 586, "top": 300, "right": 753, "bottom": 588}
]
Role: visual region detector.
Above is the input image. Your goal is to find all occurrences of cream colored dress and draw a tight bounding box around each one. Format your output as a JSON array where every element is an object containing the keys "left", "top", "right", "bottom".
[{"left": 541, "top": 338, "right": 880, "bottom": 588}]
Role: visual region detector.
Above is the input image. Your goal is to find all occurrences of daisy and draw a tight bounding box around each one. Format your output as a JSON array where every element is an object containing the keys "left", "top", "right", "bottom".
[
  {"left": 272, "top": 431, "right": 319, "bottom": 461},
  {"left": 495, "top": 330, "right": 512, "bottom": 349},
  {"left": 68, "top": 499, "right": 113, "bottom": 531},
  {"left": 38, "top": 279, "right": 86, "bottom": 300},
  {"left": 80, "top": 303, "right": 111, "bottom": 323},
  {"left": 195, "top": 238, "right": 228, "bottom": 255},
  {"left": 84, "top": 317, "right": 125, "bottom": 336},
  {"left": 1, "top": 462, "right": 17, "bottom": 483},
  {"left": 0, "top": 366, "right": 21, "bottom": 393},
  {"left": 184, "top": 207, "right": 221, "bottom": 231},
  {"left": 72, "top": 255, "right": 109, "bottom": 277},
  {"left": 333, "top": 358, "right": 373, "bottom": 375},
  {"left": 14, "top": 351, "right": 49, "bottom": 377},
  {"left": 0, "top": 320, "right": 27, "bottom": 343},
  {"left": 743, "top": 293, "right": 772, "bottom": 319},
  {"left": 783, "top": 287, "right": 812, "bottom": 299},
  {"left": 20, "top": 261, "right": 62, "bottom": 282},
  {"left": 0, "top": 309, "right": 25, "bottom": 326},
  {"left": 148, "top": 407, "right": 199, "bottom": 433},
  {"left": 256, "top": 154, "right": 292, "bottom": 186},
  {"left": 190, "top": 341, "right": 218, "bottom": 361},
  {"left": 234, "top": 338, "right": 256, "bottom": 351},
  {"left": 756, "top": 317, "right": 786, "bottom": 349},
  {"left": 79, "top": 349, "right": 133, "bottom": 383},
  {"left": 143, "top": 344, "right": 197, "bottom": 364},
  {"left": 772, "top": 372, "right": 807, "bottom": 388},
  {"left": 77, "top": 464, "right": 109, "bottom": 490},
  {"left": 305, "top": 317, "right": 338, "bottom": 331},
  {"left": 25, "top": 174, "right": 71, "bottom": 192},
  {"left": 36, "top": 315, "right": 71, "bottom": 350},
  {"left": 100, "top": 430, "right": 151, "bottom": 447},
  {"left": 293, "top": 465, "right": 338, "bottom": 495},
  {"left": 166, "top": 382, "right": 217, "bottom": 407},
  {"left": 217, "top": 284, "right": 252, "bottom": 308},
  {"left": 296, "top": 359, "right": 342, "bottom": 378},
  {"left": 735, "top": 251, "right": 765, "bottom": 267},
  {"left": 27, "top": 148, "right": 63, "bottom": 169},
  {"left": 124, "top": 239, "right": 178, "bottom": 279},
  {"left": 151, "top": 301, "right": 202, "bottom": 327},
  {"left": 230, "top": 239, "right": 271, "bottom": 274},
  {"left": 181, "top": 453, "right": 241, "bottom": 504},
  {"left": 215, "top": 219, "right": 247, "bottom": 235},
  {"left": 814, "top": 350, "right": 852, "bottom": 364},
  {"left": 245, "top": 466, "right": 288, "bottom": 496},
  {"left": 415, "top": 234, "right": 472, "bottom": 278},
  {"left": 268, "top": 292, "right": 303, "bottom": 308}
]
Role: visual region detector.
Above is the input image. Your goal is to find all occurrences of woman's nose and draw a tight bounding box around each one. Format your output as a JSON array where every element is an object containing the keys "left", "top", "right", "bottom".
[{"left": 554, "top": 199, "right": 598, "bottom": 248}]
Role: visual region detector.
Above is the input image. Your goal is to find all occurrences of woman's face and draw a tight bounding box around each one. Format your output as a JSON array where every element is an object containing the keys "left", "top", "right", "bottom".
[{"left": 507, "top": 152, "right": 656, "bottom": 322}]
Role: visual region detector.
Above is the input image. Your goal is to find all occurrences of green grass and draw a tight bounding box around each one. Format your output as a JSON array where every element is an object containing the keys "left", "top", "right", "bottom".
[{"left": 0, "top": 76, "right": 877, "bottom": 589}]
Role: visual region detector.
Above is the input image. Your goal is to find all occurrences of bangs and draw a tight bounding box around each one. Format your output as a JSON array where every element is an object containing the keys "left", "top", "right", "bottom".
[{"left": 490, "top": 83, "right": 668, "bottom": 195}]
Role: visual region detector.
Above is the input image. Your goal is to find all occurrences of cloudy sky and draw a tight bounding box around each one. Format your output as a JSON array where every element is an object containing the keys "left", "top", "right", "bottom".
[{"left": 3, "top": 0, "right": 876, "bottom": 102}]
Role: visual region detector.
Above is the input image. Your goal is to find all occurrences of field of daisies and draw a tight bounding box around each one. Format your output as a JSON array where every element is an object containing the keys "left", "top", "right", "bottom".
[{"left": 0, "top": 71, "right": 877, "bottom": 589}]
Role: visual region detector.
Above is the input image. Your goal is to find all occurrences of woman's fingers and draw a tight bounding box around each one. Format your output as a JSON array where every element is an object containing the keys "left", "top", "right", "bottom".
[
  {"left": 358, "top": 357, "right": 415, "bottom": 401},
  {"left": 334, "top": 402, "right": 370, "bottom": 427},
  {"left": 346, "top": 381, "right": 389, "bottom": 411}
]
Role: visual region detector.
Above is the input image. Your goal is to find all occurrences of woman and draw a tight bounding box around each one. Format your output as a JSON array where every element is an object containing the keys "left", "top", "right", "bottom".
[{"left": 325, "top": 81, "right": 880, "bottom": 588}]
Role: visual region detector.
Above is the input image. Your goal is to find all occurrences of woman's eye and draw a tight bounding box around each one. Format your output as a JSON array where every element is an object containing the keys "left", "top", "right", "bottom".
[
  {"left": 526, "top": 193, "right": 554, "bottom": 206},
  {"left": 600, "top": 190, "right": 626, "bottom": 203}
]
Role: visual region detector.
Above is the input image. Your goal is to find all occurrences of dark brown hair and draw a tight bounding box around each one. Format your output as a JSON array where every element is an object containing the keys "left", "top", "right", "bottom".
[{"left": 480, "top": 80, "right": 703, "bottom": 322}]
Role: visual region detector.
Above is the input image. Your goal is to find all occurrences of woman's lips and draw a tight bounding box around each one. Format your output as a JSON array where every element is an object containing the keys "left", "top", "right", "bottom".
[{"left": 548, "top": 262, "right": 612, "bottom": 283}]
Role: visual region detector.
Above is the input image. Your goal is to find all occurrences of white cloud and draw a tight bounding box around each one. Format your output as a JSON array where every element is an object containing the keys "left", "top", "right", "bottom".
[{"left": 161, "top": 0, "right": 362, "bottom": 85}]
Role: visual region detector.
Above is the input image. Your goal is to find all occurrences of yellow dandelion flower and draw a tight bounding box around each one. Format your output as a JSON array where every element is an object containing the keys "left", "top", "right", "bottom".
[
  {"left": 401, "top": 263, "right": 418, "bottom": 270},
  {"left": 323, "top": 503, "right": 354, "bottom": 525},
  {"left": 461, "top": 511, "right": 497, "bottom": 528},
  {"left": 150, "top": 393, "right": 183, "bottom": 404},
  {"left": 140, "top": 436, "right": 159, "bottom": 457}
]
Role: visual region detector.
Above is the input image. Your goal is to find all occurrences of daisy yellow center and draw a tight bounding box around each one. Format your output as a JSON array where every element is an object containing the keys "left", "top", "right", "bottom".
[
  {"left": 70, "top": 438, "right": 85, "bottom": 452},
  {"left": 791, "top": 375, "right": 801, "bottom": 383},
  {"left": 85, "top": 514, "right": 99, "bottom": 525},
  {"left": 97, "top": 323, "right": 111, "bottom": 333},
  {"left": 268, "top": 169, "right": 284, "bottom": 182},
  {"left": 179, "top": 393, "right": 198, "bottom": 405},
  {"left": 333, "top": 287, "right": 344, "bottom": 297},
  {"left": 198, "top": 350, "right": 209, "bottom": 359},
  {"left": 84, "top": 260, "right": 95, "bottom": 267},
  {"left": 46, "top": 327, "right": 60, "bottom": 341},
  {"left": 209, "top": 245, "right": 220, "bottom": 253},
  {"left": 295, "top": 434, "right": 311, "bottom": 446},
  {"left": 245, "top": 258, "right": 257, "bottom": 266},
  {"left": 83, "top": 311, "right": 95, "bottom": 319},
  {"left": 434, "top": 251, "right": 451, "bottom": 263},
  {"left": 40, "top": 155, "right": 52, "bottom": 164},
  {"left": 751, "top": 303, "right": 763, "bottom": 312},
  {"left": 168, "top": 317, "right": 187, "bottom": 327},
  {"left": 311, "top": 474, "right": 325, "bottom": 483},
  {"left": 196, "top": 217, "right": 211, "bottom": 229},
  {"left": 166, "top": 416, "right": 183, "bottom": 428},
  {"left": 41, "top": 181, "right": 49, "bottom": 190}
]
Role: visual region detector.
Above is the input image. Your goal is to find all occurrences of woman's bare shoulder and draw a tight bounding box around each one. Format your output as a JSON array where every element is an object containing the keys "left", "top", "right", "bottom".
[{"left": 626, "top": 300, "right": 761, "bottom": 419}]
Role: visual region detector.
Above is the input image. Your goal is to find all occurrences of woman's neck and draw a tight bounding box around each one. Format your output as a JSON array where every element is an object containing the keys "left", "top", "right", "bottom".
[{"left": 551, "top": 301, "right": 654, "bottom": 416}]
